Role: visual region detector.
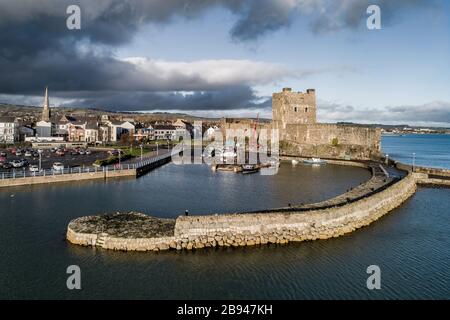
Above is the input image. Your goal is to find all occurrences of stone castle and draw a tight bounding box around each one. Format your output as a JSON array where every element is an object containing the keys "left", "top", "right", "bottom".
[
  {"left": 272, "top": 87, "right": 381, "bottom": 160},
  {"left": 272, "top": 87, "right": 317, "bottom": 126},
  {"left": 220, "top": 87, "right": 381, "bottom": 160}
]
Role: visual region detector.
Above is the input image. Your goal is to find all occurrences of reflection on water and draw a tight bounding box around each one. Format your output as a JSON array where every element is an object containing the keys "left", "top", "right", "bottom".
[{"left": 0, "top": 162, "right": 370, "bottom": 217}]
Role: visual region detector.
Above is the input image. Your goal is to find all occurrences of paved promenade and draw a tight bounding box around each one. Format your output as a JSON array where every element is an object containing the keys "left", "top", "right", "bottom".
[{"left": 0, "top": 150, "right": 172, "bottom": 188}]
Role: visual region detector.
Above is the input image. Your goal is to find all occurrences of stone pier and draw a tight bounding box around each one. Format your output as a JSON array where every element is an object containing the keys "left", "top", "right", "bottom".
[{"left": 66, "top": 160, "right": 444, "bottom": 253}]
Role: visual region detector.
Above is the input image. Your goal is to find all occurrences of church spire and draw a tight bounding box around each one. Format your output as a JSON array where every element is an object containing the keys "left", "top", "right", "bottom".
[{"left": 42, "top": 86, "right": 51, "bottom": 122}]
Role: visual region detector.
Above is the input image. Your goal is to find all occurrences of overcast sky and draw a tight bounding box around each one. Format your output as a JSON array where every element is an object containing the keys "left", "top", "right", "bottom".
[{"left": 0, "top": 0, "right": 449, "bottom": 126}]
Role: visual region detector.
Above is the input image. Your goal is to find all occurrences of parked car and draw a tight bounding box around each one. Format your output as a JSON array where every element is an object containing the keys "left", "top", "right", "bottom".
[
  {"left": 0, "top": 151, "right": 6, "bottom": 157},
  {"left": 56, "top": 150, "right": 65, "bottom": 156},
  {"left": 1, "top": 162, "right": 12, "bottom": 169},
  {"left": 21, "top": 159, "right": 29, "bottom": 166},
  {"left": 109, "top": 149, "right": 123, "bottom": 156},
  {"left": 70, "top": 150, "right": 78, "bottom": 155},
  {"left": 85, "top": 150, "right": 92, "bottom": 155},
  {"left": 15, "top": 151, "right": 22, "bottom": 156},
  {"left": 29, "top": 165, "right": 39, "bottom": 173},
  {"left": 10, "top": 160, "right": 24, "bottom": 168},
  {"left": 24, "top": 151, "right": 33, "bottom": 157},
  {"left": 78, "top": 150, "right": 86, "bottom": 155},
  {"left": 32, "top": 152, "right": 39, "bottom": 157},
  {"left": 0, "top": 156, "right": 6, "bottom": 162},
  {"left": 52, "top": 162, "right": 64, "bottom": 171}
]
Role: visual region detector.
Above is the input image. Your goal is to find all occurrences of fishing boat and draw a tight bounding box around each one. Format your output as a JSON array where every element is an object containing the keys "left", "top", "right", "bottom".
[
  {"left": 303, "top": 157, "right": 327, "bottom": 165},
  {"left": 241, "top": 164, "right": 259, "bottom": 174}
]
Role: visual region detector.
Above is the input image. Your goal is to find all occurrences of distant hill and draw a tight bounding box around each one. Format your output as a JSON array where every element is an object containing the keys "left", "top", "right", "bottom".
[
  {"left": 336, "top": 122, "right": 449, "bottom": 131},
  {"left": 0, "top": 103, "right": 271, "bottom": 123}
]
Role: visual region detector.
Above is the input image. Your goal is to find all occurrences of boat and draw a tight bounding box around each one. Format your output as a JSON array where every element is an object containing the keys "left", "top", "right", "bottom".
[
  {"left": 241, "top": 164, "right": 259, "bottom": 174},
  {"left": 222, "top": 150, "right": 237, "bottom": 158},
  {"left": 303, "top": 157, "right": 327, "bottom": 165},
  {"left": 291, "top": 159, "right": 299, "bottom": 166},
  {"left": 264, "top": 157, "right": 281, "bottom": 168}
]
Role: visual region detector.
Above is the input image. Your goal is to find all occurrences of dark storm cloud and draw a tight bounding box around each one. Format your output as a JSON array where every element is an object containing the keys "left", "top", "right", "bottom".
[
  {"left": 0, "top": 0, "right": 438, "bottom": 54},
  {"left": 58, "top": 85, "right": 271, "bottom": 111},
  {"left": 0, "top": 0, "right": 441, "bottom": 111}
]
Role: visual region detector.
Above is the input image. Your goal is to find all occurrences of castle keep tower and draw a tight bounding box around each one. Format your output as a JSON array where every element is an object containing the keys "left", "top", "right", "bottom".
[
  {"left": 272, "top": 87, "right": 316, "bottom": 129},
  {"left": 271, "top": 87, "right": 381, "bottom": 160},
  {"left": 41, "top": 86, "right": 51, "bottom": 122}
]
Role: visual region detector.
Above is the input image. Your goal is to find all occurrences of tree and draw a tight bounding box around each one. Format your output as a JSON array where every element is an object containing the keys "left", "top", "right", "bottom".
[{"left": 332, "top": 138, "right": 339, "bottom": 146}]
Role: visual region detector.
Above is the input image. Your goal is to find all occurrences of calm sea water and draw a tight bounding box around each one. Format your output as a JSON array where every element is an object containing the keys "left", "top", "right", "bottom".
[
  {"left": 382, "top": 134, "right": 450, "bottom": 169},
  {"left": 0, "top": 135, "right": 449, "bottom": 299}
]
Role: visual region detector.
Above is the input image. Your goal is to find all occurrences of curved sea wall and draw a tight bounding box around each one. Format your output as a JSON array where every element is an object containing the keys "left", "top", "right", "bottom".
[
  {"left": 67, "top": 171, "right": 417, "bottom": 251},
  {"left": 173, "top": 173, "right": 416, "bottom": 244}
]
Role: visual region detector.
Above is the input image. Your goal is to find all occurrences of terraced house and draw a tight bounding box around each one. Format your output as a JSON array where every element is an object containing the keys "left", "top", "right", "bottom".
[{"left": 0, "top": 116, "right": 19, "bottom": 143}]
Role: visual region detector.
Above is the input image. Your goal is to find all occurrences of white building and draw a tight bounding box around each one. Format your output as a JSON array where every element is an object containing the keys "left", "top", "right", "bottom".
[
  {"left": 36, "top": 120, "right": 52, "bottom": 138},
  {"left": 0, "top": 116, "right": 19, "bottom": 143},
  {"left": 85, "top": 122, "right": 99, "bottom": 143},
  {"left": 107, "top": 120, "right": 135, "bottom": 142},
  {"left": 153, "top": 124, "right": 177, "bottom": 140}
]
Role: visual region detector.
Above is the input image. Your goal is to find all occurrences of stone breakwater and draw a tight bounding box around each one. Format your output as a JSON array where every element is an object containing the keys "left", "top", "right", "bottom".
[{"left": 67, "top": 168, "right": 421, "bottom": 252}]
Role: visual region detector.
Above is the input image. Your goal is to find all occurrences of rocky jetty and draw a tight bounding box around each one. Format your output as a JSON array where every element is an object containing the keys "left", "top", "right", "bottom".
[{"left": 68, "top": 212, "right": 175, "bottom": 238}]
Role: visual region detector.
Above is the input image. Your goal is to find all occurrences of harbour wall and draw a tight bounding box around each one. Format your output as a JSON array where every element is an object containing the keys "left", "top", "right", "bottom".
[
  {"left": 0, "top": 152, "right": 173, "bottom": 188},
  {"left": 279, "top": 124, "right": 381, "bottom": 160},
  {"left": 279, "top": 156, "right": 369, "bottom": 169},
  {"left": 0, "top": 169, "right": 135, "bottom": 188},
  {"left": 394, "top": 162, "right": 450, "bottom": 186},
  {"left": 67, "top": 170, "right": 419, "bottom": 252},
  {"left": 173, "top": 173, "right": 416, "bottom": 242},
  {"left": 66, "top": 228, "right": 176, "bottom": 252}
]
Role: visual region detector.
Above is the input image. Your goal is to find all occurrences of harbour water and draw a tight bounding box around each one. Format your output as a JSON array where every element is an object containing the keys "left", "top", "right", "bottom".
[
  {"left": 0, "top": 134, "right": 449, "bottom": 299},
  {"left": 382, "top": 134, "right": 450, "bottom": 169}
]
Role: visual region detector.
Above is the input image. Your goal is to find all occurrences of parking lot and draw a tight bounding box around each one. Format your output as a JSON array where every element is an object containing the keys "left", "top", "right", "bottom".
[{"left": 0, "top": 147, "right": 110, "bottom": 172}]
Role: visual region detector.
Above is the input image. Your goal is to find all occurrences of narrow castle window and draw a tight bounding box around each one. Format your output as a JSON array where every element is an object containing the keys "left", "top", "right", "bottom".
[
  {"left": 294, "top": 107, "right": 298, "bottom": 112},
  {"left": 305, "top": 107, "right": 308, "bottom": 113}
]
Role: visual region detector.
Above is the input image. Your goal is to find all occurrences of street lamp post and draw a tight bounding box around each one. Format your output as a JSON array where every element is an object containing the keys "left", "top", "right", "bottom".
[
  {"left": 412, "top": 152, "right": 416, "bottom": 172},
  {"left": 118, "top": 150, "right": 121, "bottom": 168},
  {"left": 140, "top": 144, "right": 143, "bottom": 161},
  {"left": 385, "top": 154, "right": 389, "bottom": 165},
  {"left": 156, "top": 142, "right": 159, "bottom": 155},
  {"left": 38, "top": 149, "right": 42, "bottom": 171}
]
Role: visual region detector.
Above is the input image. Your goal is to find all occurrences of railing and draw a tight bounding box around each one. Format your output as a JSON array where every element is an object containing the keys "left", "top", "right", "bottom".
[
  {"left": 132, "top": 152, "right": 172, "bottom": 169},
  {"left": 0, "top": 152, "right": 172, "bottom": 180}
]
